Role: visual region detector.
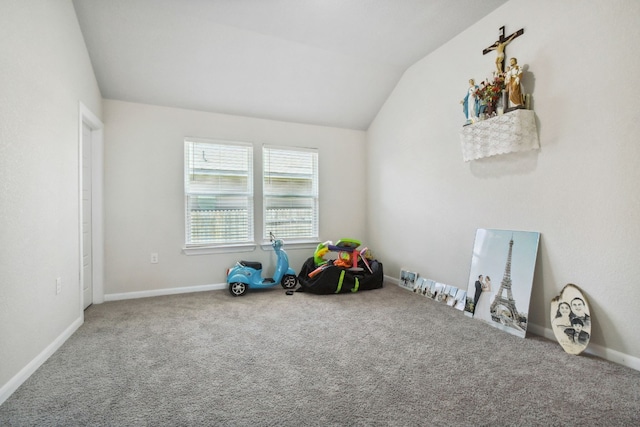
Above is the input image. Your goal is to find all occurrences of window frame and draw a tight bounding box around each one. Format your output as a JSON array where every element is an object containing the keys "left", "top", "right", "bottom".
[
  {"left": 262, "top": 145, "right": 319, "bottom": 244},
  {"left": 183, "top": 138, "right": 255, "bottom": 253}
]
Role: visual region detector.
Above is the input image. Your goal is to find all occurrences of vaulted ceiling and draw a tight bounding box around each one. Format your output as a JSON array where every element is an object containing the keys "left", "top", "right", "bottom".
[{"left": 73, "top": 0, "right": 507, "bottom": 130}]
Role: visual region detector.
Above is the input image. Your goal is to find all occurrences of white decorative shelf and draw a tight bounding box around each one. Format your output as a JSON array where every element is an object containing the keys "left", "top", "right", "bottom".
[{"left": 459, "top": 109, "right": 539, "bottom": 162}]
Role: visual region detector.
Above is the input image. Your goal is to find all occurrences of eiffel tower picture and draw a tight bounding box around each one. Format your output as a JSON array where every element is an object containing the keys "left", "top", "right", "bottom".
[
  {"left": 489, "top": 235, "right": 525, "bottom": 331},
  {"left": 465, "top": 229, "right": 540, "bottom": 338}
]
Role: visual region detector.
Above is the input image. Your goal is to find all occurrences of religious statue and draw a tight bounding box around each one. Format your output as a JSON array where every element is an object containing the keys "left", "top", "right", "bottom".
[
  {"left": 504, "top": 57, "right": 524, "bottom": 108},
  {"left": 461, "top": 79, "right": 479, "bottom": 124},
  {"left": 483, "top": 26, "right": 524, "bottom": 75}
]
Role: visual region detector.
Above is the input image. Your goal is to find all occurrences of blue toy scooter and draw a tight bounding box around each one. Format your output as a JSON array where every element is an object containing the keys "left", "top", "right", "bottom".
[{"left": 226, "top": 233, "right": 297, "bottom": 296}]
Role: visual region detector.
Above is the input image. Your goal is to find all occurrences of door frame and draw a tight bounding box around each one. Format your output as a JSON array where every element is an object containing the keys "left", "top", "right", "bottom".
[{"left": 78, "top": 102, "right": 104, "bottom": 311}]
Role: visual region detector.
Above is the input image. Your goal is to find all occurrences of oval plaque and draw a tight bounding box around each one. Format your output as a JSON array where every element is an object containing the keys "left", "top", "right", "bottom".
[{"left": 550, "top": 284, "right": 591, "bottom": 355}]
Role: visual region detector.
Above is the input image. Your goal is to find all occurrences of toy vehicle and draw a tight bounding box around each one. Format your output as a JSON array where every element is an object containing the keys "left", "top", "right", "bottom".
[{"left": 226, "top": 233, "right": 297, "bottom": 296}]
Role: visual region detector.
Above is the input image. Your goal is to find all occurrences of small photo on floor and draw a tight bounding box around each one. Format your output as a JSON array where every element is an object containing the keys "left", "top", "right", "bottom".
[{"left": 399, "top": 268, "right": 417, "bottom": 291}]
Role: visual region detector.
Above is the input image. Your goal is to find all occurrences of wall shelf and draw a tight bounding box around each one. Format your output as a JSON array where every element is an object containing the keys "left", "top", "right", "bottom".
[{"left": 459, "top": 109, "right": 539, "bottom": 162}]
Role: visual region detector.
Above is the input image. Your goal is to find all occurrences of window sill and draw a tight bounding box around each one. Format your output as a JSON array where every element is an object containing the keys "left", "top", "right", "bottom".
[
  {"left": 182, "top": 240, "right": 319, "bottom": 256},
  {"left": 182, "top": 243, "right": 257, "bottom": 256},
  {"left": 258, "top": 239, "right": 320, "bottom": 251}
]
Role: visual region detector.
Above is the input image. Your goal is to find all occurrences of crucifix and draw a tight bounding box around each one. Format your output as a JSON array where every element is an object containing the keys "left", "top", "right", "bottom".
[{"left": 483, "top": 26, "right": 524, "bottom": 74}]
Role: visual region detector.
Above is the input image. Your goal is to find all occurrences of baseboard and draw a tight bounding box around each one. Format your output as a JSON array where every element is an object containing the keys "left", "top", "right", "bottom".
[
  {"left": 386, "top": 274, "right": 640, "bottom": 372},
  {"left": 527, "top": 323, "right": 640, "bottom": 371},
  {"left": 385, "top": 275, "right": 399, "bottom": 285},
  {"left": 104, "top": 283, "right": 227, "bottom": 302},
  {"left": 0, "top": 315, "right": 83, "bottom": 406}
]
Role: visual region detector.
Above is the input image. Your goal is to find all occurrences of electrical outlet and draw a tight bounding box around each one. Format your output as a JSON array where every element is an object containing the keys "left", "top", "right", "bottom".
[
  {"left": 151, "top": 253, "right": 159, "bottom": 264},
  {"left": 56, "top": 277, "right": 62, "bottom": 294}
]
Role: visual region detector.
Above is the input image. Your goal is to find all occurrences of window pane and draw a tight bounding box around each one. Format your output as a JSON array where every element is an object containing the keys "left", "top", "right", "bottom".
[
  {"left": 185, "top": 139, "right": 253, "bottom": 246},
  {"left": 263, "top": 146, "right": 318, "bottom": 240}
]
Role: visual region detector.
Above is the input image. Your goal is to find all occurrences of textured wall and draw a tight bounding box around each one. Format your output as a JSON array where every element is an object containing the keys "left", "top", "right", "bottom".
[
  {"left": 102, "top": 100, "right": 366, "bottom": 296},
  {"left": 366, "top": 0, "right": 640, "bottom": 365},
  {"left": 0, "top": 0, "right": 102, "bottom": 390}
]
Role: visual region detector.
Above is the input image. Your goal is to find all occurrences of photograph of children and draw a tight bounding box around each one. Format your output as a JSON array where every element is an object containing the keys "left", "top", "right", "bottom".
[
  {"left": 550, "top": 283, "right": 591, "bottom": 355},
  {"left": 463, "top": 229, "right": 540, "bottom": 338}
]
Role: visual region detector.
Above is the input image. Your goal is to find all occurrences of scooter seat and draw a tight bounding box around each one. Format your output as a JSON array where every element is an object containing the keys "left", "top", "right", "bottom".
[{"left": 240, "top": 260, "right": 262, "bottom": 270}]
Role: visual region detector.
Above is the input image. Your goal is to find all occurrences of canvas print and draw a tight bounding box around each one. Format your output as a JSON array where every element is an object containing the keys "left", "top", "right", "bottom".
[
  {"left": 424, "top": 280, "right": 437, "bottom": 298},
  {"left": 399, "top": 268, "right": 417, "bottom": 291},
  {"left": 550, "top": 283, "right": 591, "bottom": 355},
  {"left": 464, "top": 229, "right": 540, "bottom": 338},
  {"left": 446, "top": 286, "right": 459, "bottom": 307},
  {"left": 454, "top": 288, "right": 467, "bottom": 311},
  {"left": 438, "top": 284, "right": 452, "bottom": 303},
  {"left": 432, "top": 282, "right": 445, "bottom": 301},
  {"left": 414, "top": 277, "right": 429, "bottom": 295}
]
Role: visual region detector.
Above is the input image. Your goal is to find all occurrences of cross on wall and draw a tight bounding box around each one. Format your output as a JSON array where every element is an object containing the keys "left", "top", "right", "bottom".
[{"left": 483, "top": 26, "right": 524, "bottom": 74}]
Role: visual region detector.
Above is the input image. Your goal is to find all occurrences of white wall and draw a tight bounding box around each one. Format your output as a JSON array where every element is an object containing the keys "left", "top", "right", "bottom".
[
  {"left": 367, "top": 0, "right": 640, "bottom": 365},
  {"left": 0, "top": 0, "right": 102, "bottom": 399},
  {"left": 102, "top": 100, "right": 366, "bottom": 296}
]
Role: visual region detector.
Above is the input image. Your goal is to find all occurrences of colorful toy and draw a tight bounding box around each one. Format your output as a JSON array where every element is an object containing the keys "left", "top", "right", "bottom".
[
  {"left": 313, "top": 241, "right": 333, "bottom": 266},
  {"left": 226, "top": 233, "right": 297, "bottom": 296},
  {"left": 308, "top": 238, "right": 374, "bottom": 277}
]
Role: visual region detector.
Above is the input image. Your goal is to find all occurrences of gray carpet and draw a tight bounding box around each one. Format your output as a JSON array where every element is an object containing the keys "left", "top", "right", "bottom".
[{"left": 1, "top": 283, "right": 639, "bottom": 426}]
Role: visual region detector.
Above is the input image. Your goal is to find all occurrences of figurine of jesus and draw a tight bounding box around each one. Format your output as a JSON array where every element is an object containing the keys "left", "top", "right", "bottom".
[{"left": 485, "top": 32, "right": 519, "bottom": 74}]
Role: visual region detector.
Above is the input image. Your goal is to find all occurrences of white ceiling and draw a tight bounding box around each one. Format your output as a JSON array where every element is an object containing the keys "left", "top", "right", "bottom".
[{"left": 72, "top": 0, "right": 507, "bottom": 130}]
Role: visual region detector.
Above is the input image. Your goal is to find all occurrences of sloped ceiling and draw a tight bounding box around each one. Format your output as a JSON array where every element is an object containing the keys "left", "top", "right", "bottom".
[{"left": 73, "top": 0, "right": 507, "bottom": 130}]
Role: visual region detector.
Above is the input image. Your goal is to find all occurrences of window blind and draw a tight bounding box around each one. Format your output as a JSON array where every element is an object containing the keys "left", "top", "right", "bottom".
[
  {"left": 184, "top": 139, "right": 253, "bottom": 245},
  {"left": 263, "top": 146, "right": 318, "bottom": 241}
]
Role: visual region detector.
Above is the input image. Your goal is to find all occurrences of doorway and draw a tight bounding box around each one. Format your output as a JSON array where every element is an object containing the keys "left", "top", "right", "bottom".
[{"left": 79, "top": 103, "right": 104, "bottom": 310}]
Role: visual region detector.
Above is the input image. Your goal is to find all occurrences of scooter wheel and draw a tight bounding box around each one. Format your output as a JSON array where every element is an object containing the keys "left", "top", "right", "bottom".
[
  {"left": 281, "top": 274, "right": 297, "bottom": 289},
  {"left": 229, "top": 282, "right": 247, "bottom": 297}
]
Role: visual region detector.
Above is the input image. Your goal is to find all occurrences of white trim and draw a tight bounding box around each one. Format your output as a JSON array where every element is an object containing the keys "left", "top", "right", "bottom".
[
  {"left": 78, "top": 102, "right": 105, "bottom": 307},
  {"left": 385, "top": 274, "right": 400, "bottom": 286},
  {"left": 258, "top": 240, "right": 319, "bottom": 251},
  {"left": 182, "top": 243, "right": 257, "bottom": 256},
  {"left": 182, "top": 240, "right": 318, "bottom": 256},
  {"left": 527, "top": 323, "right": 640, "bottom": 372},
  {"left": 104, "top": 283, "right": 227, "bottom": 302},
  {"left": 0, "top": 316, "right": 83, "bottom": 406}
]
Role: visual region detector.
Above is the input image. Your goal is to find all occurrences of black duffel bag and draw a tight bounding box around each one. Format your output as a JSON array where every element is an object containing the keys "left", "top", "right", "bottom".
[{"left": 297, "top": 257, "right": 384, "bottom": 294}]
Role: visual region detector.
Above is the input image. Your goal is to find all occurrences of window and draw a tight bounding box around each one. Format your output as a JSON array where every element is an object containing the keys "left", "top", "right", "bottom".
[
  {"left": 184, "top": 139, "right": 253, "bottom": 246},
  {"left": 263, "top": 146, "right": 318, "bottom": 241}
]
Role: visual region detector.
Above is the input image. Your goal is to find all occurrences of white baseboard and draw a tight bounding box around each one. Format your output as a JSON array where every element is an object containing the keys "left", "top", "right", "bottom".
[
  {"left": 104, "top": 283, "right": 226, "bottom": 302},
  {"left": 387, "top": 274, "right": 640, "bottom": 372},
  {"left": 527, "top": 323, "right": 640, "bottom": 371},
  {"left": 0, "top": 315, "right": 83, "bottom": 406},
  {"left": 385, "top": 275, "right": 400, "bottom": 285}
]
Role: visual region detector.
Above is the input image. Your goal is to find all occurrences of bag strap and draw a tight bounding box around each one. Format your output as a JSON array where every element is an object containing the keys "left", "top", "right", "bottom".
[
  {"left": 351, "top": 277, "right": 359, "bottom": 293},
  {"left": 335, "top": 270, "right": 346, "bottom": 293}
]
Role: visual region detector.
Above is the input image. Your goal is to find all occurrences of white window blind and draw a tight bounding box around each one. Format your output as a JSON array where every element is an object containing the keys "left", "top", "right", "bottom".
[
  {"left": 184, "top": 139, "right": 253, "bottom": 246},
  {"left": 263, "top": 146, "right": 318, "bottom": 241}
]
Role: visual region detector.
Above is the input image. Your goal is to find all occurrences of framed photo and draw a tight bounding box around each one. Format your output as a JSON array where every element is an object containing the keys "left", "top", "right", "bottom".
[
  {"left": 438, "top": 284, "right": 451, "bottom": 303},
  {"left": 398, "top": 268, "right": 417, "bottom": 291},
  {"left": 446, "top": 286, "right": 459, "bottom": 307},
  {"left": 414, "top": 277, "right": 429, "bottom": 295},
  {"left": 432, "top": 282, "right": 445, "bottom": 301},
  {"left": 454, "top": 288, "right": 467, "bottom": 311},
  {"left": 422, "top": 279, "right": 436, "bottom": 298},
  {"left": 463, "top": 229, "right": 540, "bottom": 338}
]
